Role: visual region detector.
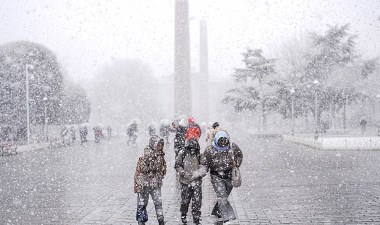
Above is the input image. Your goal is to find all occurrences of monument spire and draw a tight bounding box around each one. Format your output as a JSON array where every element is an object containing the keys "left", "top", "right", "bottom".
[{"left": 174, "top": 0, "right": 192, "bottom": 117}]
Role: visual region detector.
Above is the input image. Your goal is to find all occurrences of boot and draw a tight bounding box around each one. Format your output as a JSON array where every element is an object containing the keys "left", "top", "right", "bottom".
[
  {"left": 181, "top": 214, "right": 187, "bottom": 224},
  {"left": 194, "top": 218, "right": 201, "bottom": 225},
  {"left": 158, "top": 220, "right": 165, "bottom": 225}
]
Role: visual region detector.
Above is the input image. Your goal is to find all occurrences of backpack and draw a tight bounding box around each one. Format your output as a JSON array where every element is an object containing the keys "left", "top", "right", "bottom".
[
  {"left": 185, "top": 124, "right": 201, "bottom": 141},
  {"left": 180, "top": 139, "right": 201, "bottom": 163}
]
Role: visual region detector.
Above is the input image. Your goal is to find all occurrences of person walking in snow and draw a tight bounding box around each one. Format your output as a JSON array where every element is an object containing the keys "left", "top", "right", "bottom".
[
  {"left": 60, "top": 125, "right": 68, "bottom": 145},
  {"left": 79, "top": 124, "right": 88, "bottom": 144},
  {"left": 173, "top": 118, "right": 187, "bottom": 158},
  {"left": 209, "top": 122, "right": 224, "bottom": 142},
  {"left": 127, "top": 120, "right": 138, "bottom": 145},
  {"left": 185, "top": 117, "right": 202, "bottom": 142},
  {"left": 94, "top": 126, "right": 103, "bottom": 144},
  {"left": 174, "top": 138, "right": 203, "bottom": 225},
  {"left": 159, "top": 121, "right": 171, "bottom": 144},
  {"left": 193, "top": 130, "right": 243, "bottom": 223},
  {"left": 134, "top": 135, "right": 167, "bottom": 225},
  {"left": 148, "top": 124, "right": 156, "bottom": 137},
  {"left": 106, "top": 125, "right": 112, "bottom": 140},
  {"left": 69, "top": 126, "right": 76, "bottom": 144}
]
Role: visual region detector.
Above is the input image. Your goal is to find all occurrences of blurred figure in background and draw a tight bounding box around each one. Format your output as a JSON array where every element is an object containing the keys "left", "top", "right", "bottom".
[
  {"left": 185, "top": 117, "right": 202, "bottom": 142},
  {"left": 94, "top": 125, "right": 104, "bottom": 144},
  {"left": 107, "top": 125, "right": 112, "bottom": 140},
  {"left": 79, "top": 124, "right": 88, "bottom": 144},
  {"left": 173, "top": 118, "right": 187, "bottom": 158},
  {"left": 69, "top": 126, "right": 76, "bottom": 144},
  {"left": 205, "top": 122, "right": 214, "bottom": 145},
  {"left": 159, "top": 120, "right": 171, "bottom": 145},
  {"left": 127, "top": 120, "right": 138, "bottom": 145},
  {"left": 148, "top": 123, "right": 157, "bottom": 137}
]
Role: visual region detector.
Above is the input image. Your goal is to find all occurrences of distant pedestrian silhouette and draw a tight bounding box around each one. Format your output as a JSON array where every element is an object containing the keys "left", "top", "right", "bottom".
[{"left": 360, "top": 119, "right": 367, "bottom": 135}]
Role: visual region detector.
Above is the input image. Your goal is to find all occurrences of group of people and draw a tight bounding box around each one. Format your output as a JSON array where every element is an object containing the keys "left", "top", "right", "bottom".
[
  {"left": 134, "top": 117, "right": 243, "bottom": 225},
  {"left": 126, "top": 119, "right": 179, "bottom": 146},
  {"left": 60, "top": 124, "right": 113, "bottom": 145}
]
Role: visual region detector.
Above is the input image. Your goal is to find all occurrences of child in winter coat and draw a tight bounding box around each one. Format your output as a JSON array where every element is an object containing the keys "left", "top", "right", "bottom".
[
  {"left": 174, "top": 138, "right": 203, "bottom": 225},
  {"left": 134, "top": 135, "right": 167, "bottom": 225}
]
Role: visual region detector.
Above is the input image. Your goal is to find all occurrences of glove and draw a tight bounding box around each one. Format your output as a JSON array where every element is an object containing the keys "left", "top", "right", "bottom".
[{"left": 191, "top": 170, "right": 201, "bottom": 181}]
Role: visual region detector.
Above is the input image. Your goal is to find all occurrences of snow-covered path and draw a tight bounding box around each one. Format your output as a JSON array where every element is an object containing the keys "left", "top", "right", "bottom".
[{"left": 1, "top": 131, "right": 380, "bottom": 224}]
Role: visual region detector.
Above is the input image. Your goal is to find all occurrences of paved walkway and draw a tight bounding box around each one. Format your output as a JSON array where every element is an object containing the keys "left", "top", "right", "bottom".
[{"left": 1, "top": 131, "right": 380, "bottom": 224}]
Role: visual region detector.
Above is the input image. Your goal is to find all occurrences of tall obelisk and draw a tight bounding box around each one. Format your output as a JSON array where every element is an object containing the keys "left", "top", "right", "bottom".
[
  {"left": 199, "top": 18, "right": 209, "bottom": 122},
  {"left": 174, "top": 0, "right": 191, "bottom": 117}
]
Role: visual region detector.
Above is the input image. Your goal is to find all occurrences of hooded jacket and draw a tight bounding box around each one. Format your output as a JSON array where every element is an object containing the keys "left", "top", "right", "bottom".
[
  {"left": 200, "top": 131, "right": 243, "bottom": 178},
  {"left": 134, "top": 136, "right": 167, "bottom": 193},
  {"left": 175, "top": 139, "right": 203, "bottom": 185},
  {"left": 174, "top": 124, "right": 187, "bottom": 150}
]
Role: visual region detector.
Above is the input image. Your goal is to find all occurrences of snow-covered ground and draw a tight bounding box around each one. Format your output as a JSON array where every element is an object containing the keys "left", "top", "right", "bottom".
[{"left": 1, "top": 128, "right": 380, "bottom": 224}]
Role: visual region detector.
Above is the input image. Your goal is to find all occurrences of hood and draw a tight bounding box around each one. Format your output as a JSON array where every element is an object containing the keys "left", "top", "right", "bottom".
[
  {"left": 186, "top": 138, "right": 200, "bottom": 155},
  {"left": 149, "top": 135, "right": 164, "bottom": 151},
  {"left": 212, "top": 130, "right": 230, "bottom": 152}
]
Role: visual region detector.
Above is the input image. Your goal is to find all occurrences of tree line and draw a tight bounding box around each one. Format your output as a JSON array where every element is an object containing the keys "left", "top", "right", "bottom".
[
  {"left": 223, "top": 24, "right": 379, "bottom": 132},
  {"left": 0, "top": 41, "right": 90, "bottom": 141}
]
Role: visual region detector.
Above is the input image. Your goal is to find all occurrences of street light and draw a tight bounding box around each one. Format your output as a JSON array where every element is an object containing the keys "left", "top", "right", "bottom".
[
  {"left": 25, "top": 65, "right": 32, "bottom": 144},
  {"left": 43, "top": 96, "right": 49, "bottom": 142},
  {"left": 313, "top": 79, "right": 320, "bottom": 140},
  {"left": 376, "top": 94, "right": 380, "bottom": 136},
  {"left": 290, "top": 87, "right": 295, "bottom": 136}
]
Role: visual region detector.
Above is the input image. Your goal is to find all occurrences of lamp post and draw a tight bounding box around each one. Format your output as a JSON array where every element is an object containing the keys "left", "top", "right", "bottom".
[
  {"left": 290, "top": 87, "right": 295, "bottom": 136},
  {"left": 25, "top": 65, "right": 31, "bottom": 144},
  {"left": 43, "top": 96, "right": 48, "bottom": 142},
  {"left": 376, "top": 94, "right": 380, "bottom": 136},
  {"left": 313, "top": 79, "right": 320, "bottom": 140}
]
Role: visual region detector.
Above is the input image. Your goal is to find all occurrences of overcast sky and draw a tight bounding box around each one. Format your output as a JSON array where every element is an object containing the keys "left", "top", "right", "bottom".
[{"left": 1, "top": 0, "right": 379, "bottom": 82}]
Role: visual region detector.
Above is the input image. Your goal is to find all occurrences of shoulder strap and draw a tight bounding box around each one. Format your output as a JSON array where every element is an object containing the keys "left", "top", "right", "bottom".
[{"left": 228, "top": 149, "right": 236, "bottom": 167}]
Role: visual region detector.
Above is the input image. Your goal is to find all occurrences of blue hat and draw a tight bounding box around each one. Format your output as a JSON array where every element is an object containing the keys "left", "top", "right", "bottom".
[{"left": 212, "top": 130, "right": 230, "bottom": 152}]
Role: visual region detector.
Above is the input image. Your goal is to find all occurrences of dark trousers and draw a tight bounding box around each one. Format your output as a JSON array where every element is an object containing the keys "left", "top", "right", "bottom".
[
  {"left": 180, "top": 183, "right": 202, "bottom": 220},
  {"left": 210, "top": 174, "right": 236, "bottom": 221}
]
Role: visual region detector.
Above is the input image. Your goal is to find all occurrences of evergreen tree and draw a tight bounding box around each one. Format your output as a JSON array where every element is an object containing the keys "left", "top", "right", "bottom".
[
  {"left": 302, "top": 24, "right": 357, "bottom": 129},
  {"left": 223, "top": 48, "right": 279, "bottom": 131}
]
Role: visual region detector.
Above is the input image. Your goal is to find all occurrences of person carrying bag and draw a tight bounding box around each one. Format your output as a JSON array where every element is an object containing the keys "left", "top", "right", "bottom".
[
  {"left": 134, "top": 135, "right": 167, "bottom": 225},
  {"left": 192, "top": 130, "right": 243, "bottom": 223}
]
